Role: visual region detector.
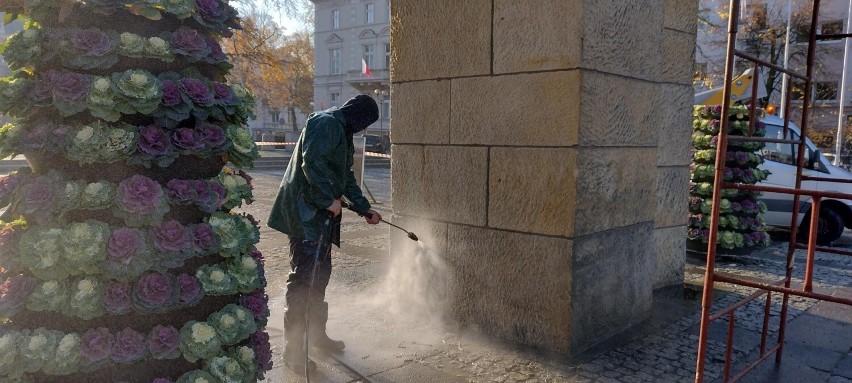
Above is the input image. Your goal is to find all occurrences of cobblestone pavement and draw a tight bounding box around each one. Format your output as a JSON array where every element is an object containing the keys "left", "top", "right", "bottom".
[{"left": 241, "top": 167, "right": 850, "bottom": 383}]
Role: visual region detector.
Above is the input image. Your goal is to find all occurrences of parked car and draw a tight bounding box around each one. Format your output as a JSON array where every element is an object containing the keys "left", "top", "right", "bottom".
[
  {"left": 363, "top": 134, "right": 388, "bottom": 153},
  {"left": 758, "top": 114, "right": 852, "bottom": 244}
]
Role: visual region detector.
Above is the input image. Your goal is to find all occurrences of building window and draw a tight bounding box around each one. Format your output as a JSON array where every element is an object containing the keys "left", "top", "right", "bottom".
[
  {"left": 384, "top": 42, "right": 391, "bottom": 69},
  {"left": 366, "top": 3, "right": 374, "bottom": 24},
  {"left": 330, "top": 48, "right": 341, "bottom": 74},
  {"left": 270, "top": 109, "right": 281, "bottom": 123},
  {"left": 820, "top": 20, "right": 843, "bottom": 40},
  {"left": 332, "top": 9, "right": 339, "bottom": 29},
  {"left": 381, "top": 100, "right": 390, "bottom": 120},
  {"left": 815, "top": 81, "right": 838, "bottom": 102},
  {"left": 363, "top": 44, "right": 374, "bottom": 71},
  {"left": 386, "top": 0, "right": 391, "bottom": 21},
  {"left": 330, "top": 92, "right": 340, "bottom": 108}
]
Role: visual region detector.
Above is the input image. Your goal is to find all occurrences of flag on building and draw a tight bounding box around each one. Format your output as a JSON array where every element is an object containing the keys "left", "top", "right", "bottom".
[{"left": 362, "top": 58, "right": 371, "bottom": 76}]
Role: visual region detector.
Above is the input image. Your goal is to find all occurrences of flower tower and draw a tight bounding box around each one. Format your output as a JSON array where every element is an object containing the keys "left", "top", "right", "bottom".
[
  {"left": 688, "top": 105, "right": 771, "bottom": 252},
  {"left": 0, "top": 1, "right": 272, "bottom": 382}
]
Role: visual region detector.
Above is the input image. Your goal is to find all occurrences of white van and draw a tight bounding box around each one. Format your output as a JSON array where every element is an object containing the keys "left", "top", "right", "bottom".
[{"left": 758, "top": 114, "right": 852, "bottom": 244}]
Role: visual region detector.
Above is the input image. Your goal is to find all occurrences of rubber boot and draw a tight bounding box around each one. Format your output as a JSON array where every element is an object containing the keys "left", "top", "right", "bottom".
[
  {"left": 283, "top": 320, "right": 317, "bottom": 375},
  {"left": 283, "top": 301, "right": 317, "bottom": 375},
  {"left": 309, "top": 301, "right": 346, "bottom": 353}
]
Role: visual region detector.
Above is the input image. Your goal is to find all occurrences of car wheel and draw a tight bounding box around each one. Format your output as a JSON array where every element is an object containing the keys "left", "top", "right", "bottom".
[{"left": 799, "top": 207, "right": 844, "bottom": 245}]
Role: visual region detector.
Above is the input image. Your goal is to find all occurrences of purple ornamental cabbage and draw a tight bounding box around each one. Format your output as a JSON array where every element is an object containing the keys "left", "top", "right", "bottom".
[
  {"left": 52, "top": 70, "right": 89, "bottom": 101},
  {"left": 196, "top": 0, "right": 223, "bottom": 21},
  {"left": 138, "top": 125, "right": 174, "bottom": 157},
  {"left": 172, "top": 128, "right": 204, "bottom": 151},
  {"left": 249, "top": 330, "right": 273, "bottom": 373},
  {"left": 111, "top": 328, "right": 148, "bottom": 363},
  {"left": 170, "top": 28, "right": 208, "bottom": 54},
  {"left": 161, "top": 80, "right": 182, "bottom": 107},
  {"left": 239, "top": 289, "right": 269, "bottom": 322},
  {"left": 212, "top": 83, "right": 233, "bottom": 104},
  {"left": 250, "top": 249, "right": 264, "bottom": 265},
  {"left": 153, "top": 220, "right": 191, "bottom": 253},
  {"left": 206, "top": 38, "right": 226, "bottom": 61},
  {"left": 71, "top": 28, "right": 115, "bottom": 56},
  {"left": 192, "top": 223, "right": 217, "bottom": 250},
  {"left": 118, "top": 175, "right": 164, "bottom": 214},
  {"left": 0, "top": 275, "right": 37, "bottom": 313},
  {"left": 177, "top": 273, "right": 201, "bottom": 304},
  {"left": 152, "top": 379, "right": 175, "bottom": 383},
  {"left": 134, "top": 271, "right": 174, "bottom": 307},
  {"left": 80, "top": 327, "right": 114, "bottom": 363},
  {"left": 179, "top": 78, "right": 212, "bottom": 105},
  {"left": 165, "top": 179, "right": 196, "bottom": 203},
  {"left": 23, "top": 178, "right": 55, "bottom": 212},
  {"left": 107, "top": 228, "right": 145, "bottom": 264},
  {"left": 102, "top": 281, "right": 132, "bottom": 314},
  {"left": 148, "top": 325, "right": 180, "bottom": 359},
  {"left": 199, "top": 123, "right": 226, "bottom": 148}
]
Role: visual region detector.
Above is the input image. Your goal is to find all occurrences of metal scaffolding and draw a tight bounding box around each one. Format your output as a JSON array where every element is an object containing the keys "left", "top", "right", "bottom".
[{"left": 694, "top": 0, "right": 852, "bottom": 382}]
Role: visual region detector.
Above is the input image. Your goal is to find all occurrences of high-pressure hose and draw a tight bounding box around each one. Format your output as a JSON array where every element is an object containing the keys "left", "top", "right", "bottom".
[{"left": 303, "top": 213, "right": 332, "bottom": 382}]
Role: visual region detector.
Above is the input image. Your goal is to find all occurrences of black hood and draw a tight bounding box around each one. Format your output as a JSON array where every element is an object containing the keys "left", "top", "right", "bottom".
[{"left": 339, "top": 94, "right": 379, "bottom": 134}]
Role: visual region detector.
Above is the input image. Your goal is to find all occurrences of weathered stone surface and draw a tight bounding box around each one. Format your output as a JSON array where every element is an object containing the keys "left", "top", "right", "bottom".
[
  {"left": 658, "top": 83, "right": 694, "bottom": 166},
  {"left": 664, "top": 0, "right": 698, "bottom": 33},
  {"left": 582, "top": 0, "right": 663, "bottom": 81},
  {"left": 446, "top": 224, "right": 573, "bottom": 354},
  {"left": 391, "top": 145, "right": 488, "bottom": 226},
  {"left": 661, "top": 29, "right": 696, "bottom": 85},
  {"left": 391, "top": 80, "right": 451, "bottom": 145},
  {"left": 489, "top": 147, "right": 577, "bottom": 237},
  {"left": 388, "top": 215, "right": 449, "bottom": 259},
  {"left": 390, "top": 0, "right": 491, "bottom": 82},
  {"left": 580, "top": 72, "right": 660, "bottom": 147},
  {"left": 574, "top": 148, "right": 657, "bottom": 236},
  {"left": 571, "top": 222, "right": 654, "bottom": 354},
  {"left": 655, "top": 166, "right": 689, "bottom": 228},
  {"left": 451, "top": 72, "right": 580, "bottom": 146},
  {"left": 652, "top": 226, "right": 685, "bottom": 289},
  {"left": 493, "top": 0, "right": 583, "bottom": 74}
]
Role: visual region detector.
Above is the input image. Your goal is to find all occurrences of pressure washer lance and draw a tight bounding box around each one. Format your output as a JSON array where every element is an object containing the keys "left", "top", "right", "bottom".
[{"left": 340, "top": 201, "right": 419, "bottom": 241}]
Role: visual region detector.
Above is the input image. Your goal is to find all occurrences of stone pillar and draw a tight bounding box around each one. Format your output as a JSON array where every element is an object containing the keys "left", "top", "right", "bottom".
[{"left": 390, "top": 0, "right": 697, "bottom": 356}]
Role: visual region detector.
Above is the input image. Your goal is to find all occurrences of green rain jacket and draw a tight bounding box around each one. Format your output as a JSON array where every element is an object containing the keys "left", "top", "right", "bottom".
[{"left": 267, "top": 108, "right": 371, "bottom": 246}]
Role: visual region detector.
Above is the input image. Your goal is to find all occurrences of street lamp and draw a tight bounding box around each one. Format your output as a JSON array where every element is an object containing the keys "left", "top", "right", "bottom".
[{"left": 373, "top": 88, "right": 388, "bottom": 152}]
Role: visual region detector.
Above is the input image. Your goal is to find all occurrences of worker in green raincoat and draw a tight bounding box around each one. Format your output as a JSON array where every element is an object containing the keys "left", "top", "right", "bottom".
[{"left": 268, "top": 94, "right": 382, "bottom": 374}]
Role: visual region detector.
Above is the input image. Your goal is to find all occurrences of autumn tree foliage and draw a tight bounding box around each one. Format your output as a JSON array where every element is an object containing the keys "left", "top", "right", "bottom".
[{"left": 223, "top": 11, "right": 314, "bottom": 131}]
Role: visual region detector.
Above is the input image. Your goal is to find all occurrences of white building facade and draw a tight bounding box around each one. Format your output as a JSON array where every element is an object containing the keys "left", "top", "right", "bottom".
[
  {"left": 696, "top": 0, "right": 852, "bottom": 133},
  {"left": 311, "top": 0, "right": 391, "bottom": 147}
]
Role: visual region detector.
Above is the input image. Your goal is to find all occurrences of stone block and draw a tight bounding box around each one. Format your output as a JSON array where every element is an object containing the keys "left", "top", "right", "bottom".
[
  {"left": 664, "top": 0, "right": 698, "bottom": 33},
  {"left": 451, "top": 72, "right": 580, "bottom": 146},
  {"left": 661, "top": 29, "right": 697, "bottom": 85},
  {"left": 446, "top": 224, "right": 573, "bottom": 354},
  {"left": 391, "top": 81, "right": 451, "bottom": 145},
  {"left": 391, "top": 145, "right": 488, "bottom": 226},
  {"left": 655, "top": 166, "right": 689, "bottom": 228},
  {"left": 571, "top": 223, "right": 654, "bottom": 353},
  {"left": 582, "top": 0, "right": 663, "bottom": 81},
  {"left": 574, "top": 148, "right": 657, "bottom": 236},
  {"left": 489, "top": 147, "right": 577, "bottom": 237},
  {"left": 493, "top": 0, "right": 583, "bottom": 74},
  {"left": 658, "top": 83, "right": 694, "bottom": 166},
  {"left": 652, "top": 226, "right": 685, "bottom": 290},
  {"left": 579, "top": 71, "right": 660, "bottom": 147},
  {"left": 390, "top": 0, "right": 491, "bottom": 82}
]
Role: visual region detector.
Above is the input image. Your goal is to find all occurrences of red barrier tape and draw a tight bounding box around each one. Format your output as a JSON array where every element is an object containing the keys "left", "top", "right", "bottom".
[{"left": 255, "top": 142, "right": 391, "bottom": 158}]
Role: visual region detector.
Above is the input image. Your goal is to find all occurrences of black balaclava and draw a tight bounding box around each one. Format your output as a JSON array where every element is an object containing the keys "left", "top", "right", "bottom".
[{"left": 338, "top": 94, "right": 379, "bottom": 134}]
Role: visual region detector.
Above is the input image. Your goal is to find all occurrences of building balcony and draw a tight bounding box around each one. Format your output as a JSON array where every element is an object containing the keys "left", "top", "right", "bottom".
[{"left": 346, "top": 69, "right": 390, "bottom": 92}]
